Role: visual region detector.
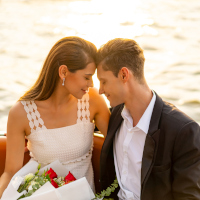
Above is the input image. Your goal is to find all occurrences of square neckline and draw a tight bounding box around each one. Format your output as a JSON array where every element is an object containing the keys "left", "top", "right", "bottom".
[{"left": 21, "top": 93, "right": 93, "bottom": 134}]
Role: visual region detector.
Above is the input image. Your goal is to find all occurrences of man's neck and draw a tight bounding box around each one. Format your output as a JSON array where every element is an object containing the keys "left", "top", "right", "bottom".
[{"left": 124, "top": 83, "right": 153, "bottom": 127}]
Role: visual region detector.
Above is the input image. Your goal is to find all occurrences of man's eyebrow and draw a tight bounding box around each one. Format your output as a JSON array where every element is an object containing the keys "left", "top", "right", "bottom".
[
  {"left": 98, "top": 78, "right": 105, "bottom": 81},
  {"left": 85, "top": 73, "right": 94, "bottom": 76}
]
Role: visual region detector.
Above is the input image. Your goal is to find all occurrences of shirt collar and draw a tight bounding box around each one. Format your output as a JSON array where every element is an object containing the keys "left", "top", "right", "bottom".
[{"left": 121, "top": 91, "right": 156, "bottom": 134}]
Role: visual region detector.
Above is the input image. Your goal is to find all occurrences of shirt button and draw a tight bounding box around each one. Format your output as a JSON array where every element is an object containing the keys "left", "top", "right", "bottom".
[{"left": 123, "top": 171, "right": 127, "bottom": 174}]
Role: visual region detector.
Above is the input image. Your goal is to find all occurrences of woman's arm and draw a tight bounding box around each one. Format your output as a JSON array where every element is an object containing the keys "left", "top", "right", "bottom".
[
  {"left": 89, "top": 88, "right": 110, "bottom": 137},
  {"left": 0, "top": 102, "right": 26, "bottom": 198}
]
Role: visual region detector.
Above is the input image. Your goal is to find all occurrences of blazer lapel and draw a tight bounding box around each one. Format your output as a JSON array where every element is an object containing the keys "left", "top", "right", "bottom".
[
  {"left": 141, "top": 130, "right": 160, "bottom": 184},
  {"left": 101, "top": 103, "right": 124, "bottom": 155},
  {"left": 141, "top": 93, "right": 164, "bottom": 186},
  {"left": 100, "top": 103, "right": 124, "bottom": 184}
]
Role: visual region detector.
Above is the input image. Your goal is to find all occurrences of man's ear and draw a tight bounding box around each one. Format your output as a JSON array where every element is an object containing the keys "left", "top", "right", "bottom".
[
  {"left": 58, "top": 65, "right": 68, "bottom": 79},
  {"left": 119, "top": 67, "right": 129, "bottom": 83}
]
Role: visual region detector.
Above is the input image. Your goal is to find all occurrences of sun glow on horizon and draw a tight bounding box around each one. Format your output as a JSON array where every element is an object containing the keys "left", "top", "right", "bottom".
[
  {"left": 58, "top": 0, "right": 158, "bottom": 97},
  {"left": 57, "top": 0, "right": 158, "bottom": 48}
]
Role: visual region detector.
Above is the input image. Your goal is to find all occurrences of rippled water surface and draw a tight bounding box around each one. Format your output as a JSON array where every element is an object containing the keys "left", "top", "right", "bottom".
[{"left": 0, "top": 0, "right": 200, "bottom": 131}]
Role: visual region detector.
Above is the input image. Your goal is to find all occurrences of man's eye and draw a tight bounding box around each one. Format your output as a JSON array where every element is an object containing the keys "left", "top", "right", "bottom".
[{"left": 85, "top": 77, "right": 90, "bottom": 80}]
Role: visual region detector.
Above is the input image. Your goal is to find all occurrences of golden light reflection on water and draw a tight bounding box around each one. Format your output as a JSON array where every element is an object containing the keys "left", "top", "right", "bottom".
[
  {"left": 61, "top": 0, "right": 158, "bottom": 106},
  {"left": 61, "top": 0, "right": 158, "bottom": 48},
  {"left": 0, "top": 0, "right": 200, "bottom": 131}
]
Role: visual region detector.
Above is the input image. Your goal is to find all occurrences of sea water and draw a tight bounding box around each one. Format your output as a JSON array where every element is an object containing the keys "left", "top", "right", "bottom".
[{"left": 0, "top": 0, "right": 200, "bottom": 131}]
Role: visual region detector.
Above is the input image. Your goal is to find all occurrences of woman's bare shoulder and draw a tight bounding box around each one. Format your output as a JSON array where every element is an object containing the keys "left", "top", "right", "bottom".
[
  {"left": 88, "top": 87, "right": 109, "bottom": 111},
  {"left": 88, "top": 87, "right": 103, "bottom": 102},
  {"left": 6, "top": 101, "right": 29, "bottom": 136},
  {"left": 88, "top": 88, "right": 103, "bottom": 106},
  {"left": 8, "top": 101, "right": 27, "bottom": 121}
]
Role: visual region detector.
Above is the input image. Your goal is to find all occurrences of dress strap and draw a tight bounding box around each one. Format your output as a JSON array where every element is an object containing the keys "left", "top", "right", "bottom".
[
  {"left": 21, "top": 101, "right": 46, "bottom": 133},
  {"left": 77, "top": 93, "right": 90, "bottom": 123}
]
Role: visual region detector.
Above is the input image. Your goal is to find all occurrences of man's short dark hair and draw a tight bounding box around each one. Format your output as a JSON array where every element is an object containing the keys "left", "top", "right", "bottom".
[{"left": 97, "top": 38, "right": 145, "bottom": 83}]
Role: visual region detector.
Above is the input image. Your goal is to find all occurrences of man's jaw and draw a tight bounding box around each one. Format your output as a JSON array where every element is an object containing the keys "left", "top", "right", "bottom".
[{"left": 106, "top": 94, "right": 113, "bottom": 106}]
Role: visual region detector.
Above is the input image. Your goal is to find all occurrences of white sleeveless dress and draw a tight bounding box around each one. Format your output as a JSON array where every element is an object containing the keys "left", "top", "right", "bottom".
[{"left": 21, "top": 93, "right": 95, "bottom": 191}]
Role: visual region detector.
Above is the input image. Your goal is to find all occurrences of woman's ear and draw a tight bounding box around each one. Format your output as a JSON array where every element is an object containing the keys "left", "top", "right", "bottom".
[
  {"left": 58, "top": 65, "right": 68, "bottom": 79},
  {"left": 119, "top": 67, "right": 129, "bottom": 83}
]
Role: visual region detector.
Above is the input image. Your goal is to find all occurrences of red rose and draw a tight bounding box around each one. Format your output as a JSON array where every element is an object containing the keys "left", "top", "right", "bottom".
[
  {"left": 51, "top": 179, "right": 59, "bottom": 188},
  {"left": 45, "top": 168, "right": 57, "bottom": 179},
  {"left": 64, "top": 171, "right": 76, "bottom": 184}
]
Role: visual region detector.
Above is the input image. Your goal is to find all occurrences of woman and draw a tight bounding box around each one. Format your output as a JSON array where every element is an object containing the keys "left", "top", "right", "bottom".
[{"left": 0, "top": 36, "right": 110, "bottom": 197}]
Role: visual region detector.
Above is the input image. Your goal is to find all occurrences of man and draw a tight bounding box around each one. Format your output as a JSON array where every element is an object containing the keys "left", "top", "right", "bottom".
[{"left": 97, "top": 38, "right": 200, "bottom": 200}]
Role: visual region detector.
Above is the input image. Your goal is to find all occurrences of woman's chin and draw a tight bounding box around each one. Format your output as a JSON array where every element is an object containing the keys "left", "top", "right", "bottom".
[
  {"left": 70, "top": 90, "right": 88, "bottom": 99},
  {"left": 72, "top": 93, "right": 84, "bottom": 99}
]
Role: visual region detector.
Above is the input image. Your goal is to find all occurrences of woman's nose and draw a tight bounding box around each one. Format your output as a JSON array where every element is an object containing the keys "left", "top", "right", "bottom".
[{"left": 88, "top": 79, "right": 93, "bottom": 87}]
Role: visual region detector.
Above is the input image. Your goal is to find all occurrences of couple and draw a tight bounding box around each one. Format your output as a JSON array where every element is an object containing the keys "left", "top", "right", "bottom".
[{"left": 0, "top": 36, "right": 200, "bottom": 200}]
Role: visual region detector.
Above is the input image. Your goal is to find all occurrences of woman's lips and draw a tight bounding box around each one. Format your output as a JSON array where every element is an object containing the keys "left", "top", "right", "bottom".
[{"left": 82, "top": 89, "right": 88, "bottom": 93}]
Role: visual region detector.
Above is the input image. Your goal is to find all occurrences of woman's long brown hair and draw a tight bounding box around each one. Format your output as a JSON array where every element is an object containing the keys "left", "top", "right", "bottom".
[{"left": 19, "top": 36, "right": 97, "bottom": 101}]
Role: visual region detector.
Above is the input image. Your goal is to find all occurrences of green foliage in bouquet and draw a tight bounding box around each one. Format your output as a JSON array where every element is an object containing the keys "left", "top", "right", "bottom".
[
  {"left": 17, "top": 164, "right": 51, "bottom": 199},
  {"left": 16, "top": 164, "right": 77, "bottom": 199},
  {"left": 92, "top": 177, "right": 118, "bottom": 200},
  {"left": 103, "top": 199, "right": 114, "bottom": 200}
]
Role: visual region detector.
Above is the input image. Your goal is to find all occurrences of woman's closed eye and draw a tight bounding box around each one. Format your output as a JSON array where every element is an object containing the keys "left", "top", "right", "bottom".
[{"left": 85, "top": 76, "right": 92, "bottom": 80}]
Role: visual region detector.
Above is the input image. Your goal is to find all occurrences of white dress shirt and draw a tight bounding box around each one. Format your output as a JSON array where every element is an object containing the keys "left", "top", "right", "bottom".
[{"left": 113, "top": 91, "right": 156, "bottom": 200}]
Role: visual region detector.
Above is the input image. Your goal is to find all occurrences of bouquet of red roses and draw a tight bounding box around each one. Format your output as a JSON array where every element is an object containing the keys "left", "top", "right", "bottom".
[
  {"left": 1, "top": 160, "right": 95, "bottom": 200},
  {"left": 17, "top": 164, "right": 76, "bottom": 199}
]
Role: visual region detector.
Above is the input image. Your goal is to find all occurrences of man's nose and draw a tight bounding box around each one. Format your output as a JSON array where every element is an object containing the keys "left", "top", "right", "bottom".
[{"left": 99, "top": 86, "right": 104, "bottom": 94}]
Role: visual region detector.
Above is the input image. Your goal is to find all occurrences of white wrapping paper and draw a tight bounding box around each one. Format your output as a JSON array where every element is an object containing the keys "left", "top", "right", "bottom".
[{"left": 1, "top": 159, "right": 95, "bottom": 200}]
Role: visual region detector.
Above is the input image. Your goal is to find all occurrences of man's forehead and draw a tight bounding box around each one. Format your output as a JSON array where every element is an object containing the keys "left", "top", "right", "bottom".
[
  {"left": 97, "top": 64, "right": 108, "bottom": 73},
  {"left": 97, "top": 67, "right": 114, "bottom": 80},
  {"left": 97, "top": 63, "right": 103, "bottom": 70},
  {"left": 97, "top": 64, "right": 104, "bottom": 75}
]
